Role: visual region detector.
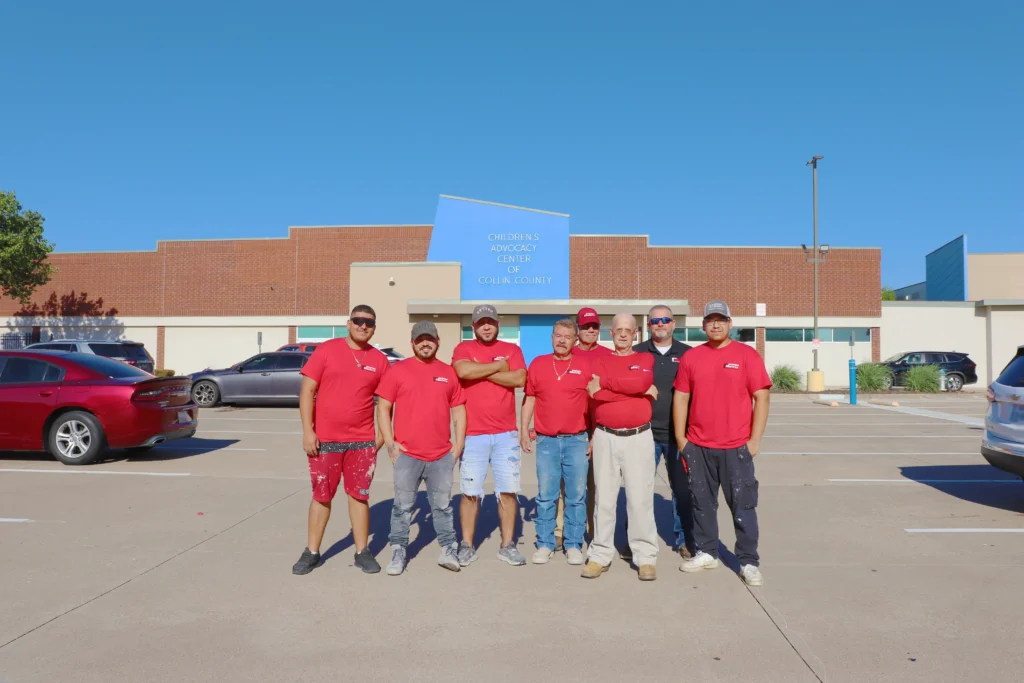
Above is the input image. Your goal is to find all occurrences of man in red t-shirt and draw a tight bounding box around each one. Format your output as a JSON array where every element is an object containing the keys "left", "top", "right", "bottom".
[
  {"left": 292, "top": 304, "right": 389, "bottom": 576},
  {"left": 582, "top": 313, "right": 660, "bottom": 582},
  {"left": 520, "top": 318, "right": 593, "bottom": 566},
  {"left": 375, "top": 321, "right": 467, "bottom": 575},
  {"left": 673, "top": 300, "right": 771, "bottom": 587},
  {"left": 452, "top": 304, "right": 528, "bottom": 567}
]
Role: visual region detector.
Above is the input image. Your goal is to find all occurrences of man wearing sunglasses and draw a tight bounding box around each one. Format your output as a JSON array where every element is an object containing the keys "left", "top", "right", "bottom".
[
  {"left": 293, "top": 305, "right": 389, "bottom": 576},
  {"left": 631, "top": 305, "right": 695, "bottom": 561},
  {"left": 673, "top": 300, "right": 771, "bottom": 586}
]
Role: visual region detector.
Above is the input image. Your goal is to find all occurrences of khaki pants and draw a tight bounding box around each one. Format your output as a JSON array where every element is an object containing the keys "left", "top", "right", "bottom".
[
  {"left": 555, "top": 466, "right": 596, "bottom": 539},
  {"left": 586, "top": 427, "right": 657, "bottom": 567}
]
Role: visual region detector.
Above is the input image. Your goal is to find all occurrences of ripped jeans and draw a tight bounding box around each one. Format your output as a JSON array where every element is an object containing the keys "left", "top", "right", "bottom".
[
  {"left": 682, "top": 443, "right": 760, "bottom": 567},
  {"left": 459, "top": 431, "right": 521, "bottom": 496},
  {"left": 389, "top": 452, "right": 456, "bottom": 549}
]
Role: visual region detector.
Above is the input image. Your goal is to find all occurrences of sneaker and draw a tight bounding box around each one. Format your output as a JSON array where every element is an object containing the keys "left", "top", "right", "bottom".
[
  {"left": 566, "top": 548, "right": 585, "bottom": 566},
  {"left": 679, "top": 551, "right": 720, "bottom": 573},
  {"left": 385, "top": 545, "right": 407, "bottom": 576},
  {"left": 554, "top": 533, "right": 564, "bottom": 552},
  {"left": 457, "top": 541, "right": 477, "bottom": 567},
  {"left": 438, "top": 543, "right": 461, "bottom": 572},
  {"left": 741, "top": 564, "right": 764, "bottom": 586},
  {"left": 291, "top": 548, "right": 321, "bottom": 575},
  {"left": 354, "top": 548, "right": 381, "bottom": 574},
  {"left": 580, "top": 560, "right": 610, "bottom": 579},
  {"left": 532, "top": 547, "right": 554, "bottom": 564},
  {"left": 497, "top": 542, "right": 527, "bottom": 566},
  {"left": 638, "top": 564, "right": 657, "bottom": 581}
]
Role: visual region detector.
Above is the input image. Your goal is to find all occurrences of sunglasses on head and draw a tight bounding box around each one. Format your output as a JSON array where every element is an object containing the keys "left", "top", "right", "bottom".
[
  {"left": 580, "top": 323, "right": 600, "bottom": 331},
  {"left": 649, "top": 317, "right": 673, "bottom": 325},
  {"left": 350, "top": 317, "right": 376, "bottom": 328}
]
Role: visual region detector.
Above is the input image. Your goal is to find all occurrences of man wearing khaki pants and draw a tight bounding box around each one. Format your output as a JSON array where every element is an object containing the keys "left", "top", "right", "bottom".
[{"left": 581, "top": 313, "right": 659, "bottom": 581}]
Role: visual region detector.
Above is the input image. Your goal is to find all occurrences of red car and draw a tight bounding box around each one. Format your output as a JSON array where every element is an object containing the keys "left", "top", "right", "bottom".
[{"left": 0, "top": 351, "right": 198, "bottom": 466}]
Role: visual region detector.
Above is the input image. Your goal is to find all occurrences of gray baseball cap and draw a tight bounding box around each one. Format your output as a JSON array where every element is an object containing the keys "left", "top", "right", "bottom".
[
  {"left": 472, "top": 304, "right": 499, "bottom": 323},
  {"left": 703, "top": 300, "right": 732, "bottom": 319},
  {"left": 410, "top": 320, "right": 439, "bottom": 339}
]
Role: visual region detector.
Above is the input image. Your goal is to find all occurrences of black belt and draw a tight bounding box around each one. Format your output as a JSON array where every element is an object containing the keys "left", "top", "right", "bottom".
[
  {"left": 596, "top": 423, "right": 651, "bottom": 438},
  {"left": 539, "top": 430, "right": 587, "bottom": 438}
]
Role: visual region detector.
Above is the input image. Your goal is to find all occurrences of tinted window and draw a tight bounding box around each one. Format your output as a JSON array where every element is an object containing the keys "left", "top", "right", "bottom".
[
  {"left": 0, "top": 358, "right": 57, "bottom": 384},
  {"left": 277, "top": 355, "right": 305, "bottom": 371},
  {"left": 996, "top": 354, "right": 1024, "bottom": 388},
  {"left": 242, "top": 355, "right": 279, "bottom": 372},
  {"left": 88, "top": 343, "right": 127, "bottom": 358},
  {"left": 70, "top": 354, "right": 151, "bottom": 378}
]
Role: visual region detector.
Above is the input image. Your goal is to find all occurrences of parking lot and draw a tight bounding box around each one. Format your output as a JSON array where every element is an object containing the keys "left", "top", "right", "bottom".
[{"left": 1, "top": 393, "right": 1021, "bottom": 682}]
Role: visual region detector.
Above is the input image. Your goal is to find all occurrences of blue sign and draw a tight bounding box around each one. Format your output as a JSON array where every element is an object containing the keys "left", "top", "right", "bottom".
[{"left": 427, "top": 195, "right": 570, "bottom": 300}]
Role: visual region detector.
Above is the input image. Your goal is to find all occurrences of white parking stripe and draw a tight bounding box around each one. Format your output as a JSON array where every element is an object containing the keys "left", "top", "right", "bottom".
[
  {"left": 0, "top": 469, "right": 191, "bottom": 477},
  {"left": 829, "top": 478, "right": 1017, "bottom": 484},
  {"left": 0, "top": 518, "right": 33, "bottom": 523},
  {"left": 905, "top": 528, "right": 1024, "bottom": 533}
]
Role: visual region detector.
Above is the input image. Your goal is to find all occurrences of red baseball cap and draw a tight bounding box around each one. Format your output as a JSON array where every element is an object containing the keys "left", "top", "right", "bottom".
[{"left": 576, "top": 307, "right": 599, "bottom": 325}]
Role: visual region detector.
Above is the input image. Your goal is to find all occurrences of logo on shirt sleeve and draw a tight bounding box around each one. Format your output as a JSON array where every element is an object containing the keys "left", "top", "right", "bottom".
[
  {"left": 725, "top": 363, "right": 741, "bottom": 370},
  {"left": 434, "top": 376, "right": 449, "bottom": 383}
]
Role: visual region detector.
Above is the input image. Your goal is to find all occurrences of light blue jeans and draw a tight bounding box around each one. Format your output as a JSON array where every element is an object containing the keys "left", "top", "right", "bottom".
[
  {"left": 460, "top": 431, "right": 521, "bottom": 496},
  {"left": 535, "top": 433, "right": 589, "bottom": 551}
]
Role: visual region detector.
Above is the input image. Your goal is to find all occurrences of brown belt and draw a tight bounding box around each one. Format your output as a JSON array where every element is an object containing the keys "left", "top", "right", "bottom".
[{"left": 596, "top": 423, "right": 651, "bottom": 438}]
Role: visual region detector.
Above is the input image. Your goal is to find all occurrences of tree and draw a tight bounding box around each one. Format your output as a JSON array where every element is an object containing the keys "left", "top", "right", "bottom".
[
  {"left": 881, "top": 286, "right": 896, "bottom": 301},
  {"left": 1, "top": 191, "right": 55, "bottom": 304}
]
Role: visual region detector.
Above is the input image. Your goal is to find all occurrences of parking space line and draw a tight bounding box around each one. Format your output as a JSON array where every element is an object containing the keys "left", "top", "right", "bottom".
[
  {"left": 905, "top": 528, "right": 1024, "bottom": 533},
  {"left": 828, "top": 478, "right": 1017, "bottom": 484},
  {"left": 0, "top": 518, "right": 33, "bottom": 523},
  {"left": 0, "top": 469, "right": 191, "bottom": 477}
]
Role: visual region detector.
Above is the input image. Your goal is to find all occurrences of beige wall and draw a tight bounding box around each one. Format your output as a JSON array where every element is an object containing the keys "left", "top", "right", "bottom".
[
  {"left": 969, "top": 254, "right": 1024, "bottom": 301},
  {"left": 164, "top": 326, "right": 289, "bottom": 374},
  {"left": 349, "top": 263, "right": 461, "bottom": 362},
  {"left": 765, "top": 342, "right": 873, "bottom": 390}
]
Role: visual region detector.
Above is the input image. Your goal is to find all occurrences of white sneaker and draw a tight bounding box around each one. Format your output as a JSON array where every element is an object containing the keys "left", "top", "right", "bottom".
[
  {"left": 532, "top": 547, "right": 554, "bottom": 564},
  {"left": 566, "top": 548, "right": 585, "bottom": 565},
  {"left": 679, "top": 551, "right": 720, "bottom": 573},
  {"left": 741, "top": 564, "right": 763, "bottom": 586}
]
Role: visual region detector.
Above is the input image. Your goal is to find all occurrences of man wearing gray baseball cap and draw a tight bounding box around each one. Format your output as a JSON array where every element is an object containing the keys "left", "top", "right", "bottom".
[{"left": 672, "top": 300, "right": 772, "bottom": 586}]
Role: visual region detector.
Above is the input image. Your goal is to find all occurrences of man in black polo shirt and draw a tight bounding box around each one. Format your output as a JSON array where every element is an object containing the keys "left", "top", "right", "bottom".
[{"left": 632, "top": 304, "right": 694, "bottom": 558}]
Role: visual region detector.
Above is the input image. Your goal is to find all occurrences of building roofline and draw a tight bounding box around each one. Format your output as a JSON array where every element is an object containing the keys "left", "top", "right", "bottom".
[{"left": 438, "top": 195, "right": 570, "bottom": 217}]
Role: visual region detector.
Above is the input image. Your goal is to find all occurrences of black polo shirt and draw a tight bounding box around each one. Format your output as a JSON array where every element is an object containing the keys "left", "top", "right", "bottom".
[{"left": 633, "top": 338, "right": 692, "bottom": 444}]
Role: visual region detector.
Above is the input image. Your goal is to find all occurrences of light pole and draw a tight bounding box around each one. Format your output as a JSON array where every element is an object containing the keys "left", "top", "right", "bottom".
[{"left": 804, "top": 155, "right": 826, "bottom": 386}]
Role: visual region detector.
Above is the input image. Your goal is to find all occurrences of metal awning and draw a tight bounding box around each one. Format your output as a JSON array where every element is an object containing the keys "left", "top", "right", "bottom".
[{"left": 407, "top": 299, "right": 689, "bottom": 316}]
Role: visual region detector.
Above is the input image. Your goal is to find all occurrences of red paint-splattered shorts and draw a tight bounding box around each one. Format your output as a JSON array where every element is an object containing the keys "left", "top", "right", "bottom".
[{"left": 308, "top": 442, "right": 377, "bottom": 503}]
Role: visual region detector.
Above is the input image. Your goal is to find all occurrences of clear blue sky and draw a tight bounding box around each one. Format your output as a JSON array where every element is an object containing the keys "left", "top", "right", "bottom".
[{"left": 3, "top": 0, "right": 1021, "bottom": 287}]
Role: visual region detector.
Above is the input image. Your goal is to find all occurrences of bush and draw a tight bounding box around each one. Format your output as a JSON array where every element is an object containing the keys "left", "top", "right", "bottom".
[
  {"left": 904, "top": 364, "right": 941, "bottom": 392},
  {"left": 770, "top": 364, "right": 802, "bottom": 392},
  {"left": 857, "top": 363, "right": 892, "bottom": 392},
  {"left": 155, "top": 369, "right": 176, "bottom": 378}
]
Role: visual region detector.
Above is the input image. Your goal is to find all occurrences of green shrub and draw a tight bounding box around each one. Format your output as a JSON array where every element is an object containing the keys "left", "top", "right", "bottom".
[
  {"left": 904, "top": 364, "right": 941, "bottom": 392},
  {"left": 770, "top": 364, "right": 802, "bottom": 392},
  {"left": 857, "top": 363, "right": 892, "bottom": 392},
  {"left": 155, "top": 369, "right": 176, "bottom": 378}
]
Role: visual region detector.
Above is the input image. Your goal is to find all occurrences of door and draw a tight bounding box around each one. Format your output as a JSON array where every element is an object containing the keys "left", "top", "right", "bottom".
[
  {"left": 0, "top": 357, "right": 62, "bottom": 450},
  {"left": 229, "top": 354, "right": 281, "bottom": 401},
  {"left": 271, "top": 354, "right": 306, "bottom": 400}
]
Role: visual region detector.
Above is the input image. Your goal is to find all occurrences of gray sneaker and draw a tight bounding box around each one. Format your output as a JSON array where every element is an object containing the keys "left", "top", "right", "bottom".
[
  {"left": 497, "top": 542, "right": 527, "bottom": 566},
  {"left": 457, "top": 541, "right": 477, "bottom": 567},
  {"left": 438, "top": 543, "right": 461, "bottom": 572},
  {"left": 386, "top": 545, "right": 407, "bottom": 576}
]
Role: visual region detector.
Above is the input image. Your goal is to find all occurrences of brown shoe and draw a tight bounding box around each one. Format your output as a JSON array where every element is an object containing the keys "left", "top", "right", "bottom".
[
  {"left": 679, "top": 546, "right": 693, "bottom": 561},
  {"left": 580, "top": 561, "right": 610, "bottom": 579},
  {"left": 638, "top": 564, "right": 657, "bottom": 581}
]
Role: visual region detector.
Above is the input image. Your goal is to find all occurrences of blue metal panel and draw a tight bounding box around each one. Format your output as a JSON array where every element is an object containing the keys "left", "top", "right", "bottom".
[
  {"left": 924, "top": 235, "right": 967, "bottom": 301},
  {"left": 518, "top": 315, "right": 563, "bottom": 366},
  {"left": 426, "top": 196, "right": 570, "bottom": 300}
]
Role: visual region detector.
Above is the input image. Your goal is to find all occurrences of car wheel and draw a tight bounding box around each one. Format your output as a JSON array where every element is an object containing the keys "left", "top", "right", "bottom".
[
  {"left": 882, "top": 373, "right": 894, "bottom": 390},
  {"left": 946, "top": 374, "right": 964, "bottom": 392},
  {"left": 48, "top": 411, "right": 106, "bottom": 466},
  {"left": 192, "top": 380, "right": 220, "bottom": 407}
]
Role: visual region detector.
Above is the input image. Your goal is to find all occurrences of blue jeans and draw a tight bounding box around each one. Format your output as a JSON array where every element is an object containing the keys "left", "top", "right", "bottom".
[
  {"left": 656, "top": 441, "right": 694, "bottom": 552},
  {"left": 534, "top": 433, "right": 589, "bottom": 551}
]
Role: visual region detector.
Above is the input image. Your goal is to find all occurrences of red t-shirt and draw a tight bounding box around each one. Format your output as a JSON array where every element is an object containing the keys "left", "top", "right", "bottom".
[
  {"left": 572, "top": 344, "right": 613, "bottom": 357},
  {"left": 673, "top": 341, "right": 772, "bottom": 449},
  {"left": 375, "top": 358, "right": 467, "bottom": 461},
  {"left": 590, "top": 352, "right": 655, "bottom": 429},
  {"left": 451, "top": 339, "right": 526, "bottom": 436},
  {"left": 525, "top": 354, "right": 593, "bottom": 436},
  {"left": 301, "top": 340, "right": 389, "bottom": 442}
]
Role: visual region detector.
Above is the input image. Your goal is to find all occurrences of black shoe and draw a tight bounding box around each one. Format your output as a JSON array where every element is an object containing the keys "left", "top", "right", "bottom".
[
  {"left": 292, "top": 548, "right": 321, "bottom": 575},
  {"left": 354, "top": 548, "right": 381, "bottom": 574}
]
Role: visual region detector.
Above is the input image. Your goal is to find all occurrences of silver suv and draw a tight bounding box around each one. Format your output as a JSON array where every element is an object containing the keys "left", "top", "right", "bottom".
[
  {"left": 983, "top": 345, "right": 1024, "bottom": 478},
  {"left": 25, "top": 340, "right": 155, "bottom": 374}
]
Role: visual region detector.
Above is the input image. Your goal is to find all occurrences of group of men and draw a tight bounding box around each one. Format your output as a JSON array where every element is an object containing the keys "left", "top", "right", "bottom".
[{"left": 291, "top": 299, "right": 771, "bottom": 585}]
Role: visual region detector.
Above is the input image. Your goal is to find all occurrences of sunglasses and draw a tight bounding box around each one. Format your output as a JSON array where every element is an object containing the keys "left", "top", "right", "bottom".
[
  {"left": 649, "top": 317, "right": 674, "bottom": 325},
  {"left": 579, "top": 323, "right": 600, "bottom": 331},
  {"left": 350, "top": 317, "right": 376, "bottom": 328}
]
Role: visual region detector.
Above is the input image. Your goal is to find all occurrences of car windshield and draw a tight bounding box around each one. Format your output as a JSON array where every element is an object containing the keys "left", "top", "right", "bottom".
[
  {"left": 883, "top": 353, "right": 905, "bottom": 362},
  {"left": 71, "top": 354, "right": 153, "bottom": 378}
]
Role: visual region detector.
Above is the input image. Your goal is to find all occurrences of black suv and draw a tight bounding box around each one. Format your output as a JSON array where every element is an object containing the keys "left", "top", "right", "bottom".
[{"left": 879, "top": 351, "right": 978, "bottom": 391}]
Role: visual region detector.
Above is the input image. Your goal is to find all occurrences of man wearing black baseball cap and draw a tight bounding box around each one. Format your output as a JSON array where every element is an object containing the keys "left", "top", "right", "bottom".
[{"left": 672, "top": 300, "right": 771, "bottom": 586}]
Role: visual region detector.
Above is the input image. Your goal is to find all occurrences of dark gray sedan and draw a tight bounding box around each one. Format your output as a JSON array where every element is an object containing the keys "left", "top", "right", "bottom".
[{"left": 189, "top": 352, "right": 311, "bottom": 407}]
